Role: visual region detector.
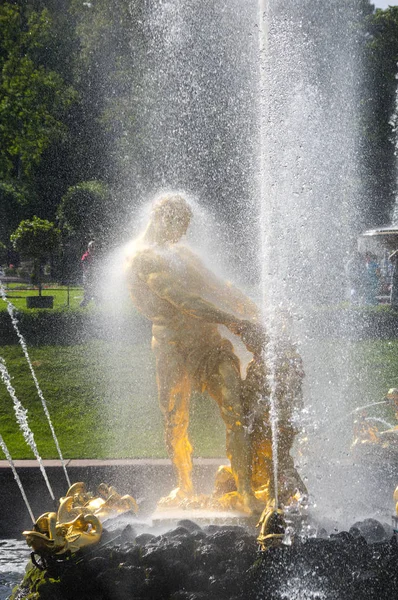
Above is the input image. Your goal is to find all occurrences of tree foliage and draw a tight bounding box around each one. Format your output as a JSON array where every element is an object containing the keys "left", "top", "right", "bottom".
[
  {"left": 2, "top": 0, "right": 398, "bottom": 267},
  {"left": 11, "top": 216, "right": 60, "bottom": 259},
  {"left": 10, "top": 216, "right": 60, "bottom": 292},
  {"left": 0, "top": 182, "right": 32, "bottom": 244},
  {"left": 360, "top": 6, "right": 398, "bottom": 225},
  {"left": 57, "top": 181, "right": 113, "bottom": 248},
  {"left": 0, "top": 3, "right": 77, "bottom": 180}
]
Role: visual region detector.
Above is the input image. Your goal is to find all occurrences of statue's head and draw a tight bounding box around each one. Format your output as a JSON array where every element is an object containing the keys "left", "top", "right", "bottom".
[{"left": 150, "top": 194, "right": 193, "bottom": 243}]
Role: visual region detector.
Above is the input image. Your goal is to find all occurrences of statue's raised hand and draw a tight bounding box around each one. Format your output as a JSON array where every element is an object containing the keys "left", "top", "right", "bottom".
[{"left": 229, "top": 320, "right": 267, "bottom": 355}]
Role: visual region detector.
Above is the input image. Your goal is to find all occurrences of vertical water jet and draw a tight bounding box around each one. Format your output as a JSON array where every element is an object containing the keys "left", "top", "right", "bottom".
[
  {"left": 0, "top": 359, "right": 55, "bottom": 502},
  {"left": 0, "top": 434, "right": 35, "bottom": 524},
  {"left": 0, "top": 283, "right": 71, "bottom": 488}
]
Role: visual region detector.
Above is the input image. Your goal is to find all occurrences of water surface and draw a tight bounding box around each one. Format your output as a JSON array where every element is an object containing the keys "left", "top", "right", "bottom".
[{"left": 0, "top": 539, "right": 29, "bottom": 600}]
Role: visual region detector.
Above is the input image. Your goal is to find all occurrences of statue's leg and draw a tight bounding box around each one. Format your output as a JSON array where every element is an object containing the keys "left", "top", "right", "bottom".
[
  {"left": 277, "top": 423, "right": 295, "bottom": 471},
  {"left": 243, "top": 360, "right": 273, "bottom": 499},
  {"left": 156, "top": 353, "right": 193, "bottom": 496},
  {"left": 277, "top": 422, "right": 307, "bottom": 500},
  {"left": 207, "top": 359, "right": 255, "bottom": 508}
]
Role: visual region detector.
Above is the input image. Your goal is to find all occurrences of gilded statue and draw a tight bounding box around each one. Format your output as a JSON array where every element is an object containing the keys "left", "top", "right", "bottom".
[
  {"left": 23, "top": 482, "right": 138, "bottom": 556},
  {"left": 351, "top": 388, "right": 398, "bottom": 452},
  {"left": 126, "top": 193, "right": 305, "bottom": 513},
  {"left": 257, "top": 505, "right": 287, "bottom": 551},
  {"left": 214, "top": 317, "right": 306, "bottom": 506}
]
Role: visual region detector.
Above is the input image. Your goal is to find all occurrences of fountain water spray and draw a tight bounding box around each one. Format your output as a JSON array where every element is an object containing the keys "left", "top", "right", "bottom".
[
  {"left": 390, "top": 72, "right": 398, "bottom": 225},
  {"left": 365, "top": 417, "right": 394, "bottom": 429},
  {"left": 257, "top": 0, "right": 280, "bottom": 508},
  {"left": 0, "top": 433, "right": 35, "bottom": 523},
  {"left": 314, "top": 400, "right": 392, "bottom": 436},
  {"left": 254, "top": 0, "right": 367, "bottom": 527},
  {"left": 0, "top": 357, "right": 55, "bottom": 501},
  {"left": 0, "top": 282, "right": 71, "bottom": 487}
]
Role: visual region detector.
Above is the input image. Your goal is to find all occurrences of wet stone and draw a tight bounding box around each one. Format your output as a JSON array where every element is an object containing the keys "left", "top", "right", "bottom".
[
  {"left": 121, "top": 523, "right": 136, "bottom": 543},
  {"left": 97, "top": 564, "right": 147, "bottom": 598},
  {"left": 10, "top": 522, "right": 398, "bottom": 600},
  {"left": 190, "top": 529, "right": 208, "bottom": 542},
  {"left": 142, "top": 537, "right": 194, "bottom": 568},
  {"left": 194, "top": 541, "right": 224, "bottom": 570},
  {"left": 170, "top": 593, "right": 210, "bottom": 600},
  {"left": 350, "top": 518, "right": 389, "bottom": 543},
  {"left": 330, "top": 530, "right": 355, "bottom": 543},
  {"left": 135, "top": 532, "right": 157, "bottom": 545},
  {"left": 164, "top": 525, "right": 191, "bottom": 538},
  {"left": 86, "top": 555, "right": 107, "bottom": 572},
  {"left": 203, "top": 524, "right": 246, "bottom": 535},
  {"left": 177, "top": 519, "right": 203, "bottom": 532},
  {"left": 207, "top": 527, "right": 244, "bottom": 548},
  {"left": 185, "top": 569, "right": 212, "bottom": 592}
]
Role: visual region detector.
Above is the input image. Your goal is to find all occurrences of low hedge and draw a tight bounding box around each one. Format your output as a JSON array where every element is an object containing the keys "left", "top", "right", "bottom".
[
  {"left": 0, "top": 307, "right": 151, "bottom": 345},
  {"left": 1, "top": 305, "right": 398, "bottom": 347},
  {"left": 304, "top": 304, "right": 398, "bottom": 340}
]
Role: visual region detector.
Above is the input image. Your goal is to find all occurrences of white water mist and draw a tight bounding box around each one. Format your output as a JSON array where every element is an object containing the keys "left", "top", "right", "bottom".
[
  {"left": 0, "top": 283, "right": 70, "bottom": 487},
  {"left": 0, "top": 434, "right": 35, "bottom": 523},
  {"left": 0, "top": 357, "right": 55, "bottom": 501}
]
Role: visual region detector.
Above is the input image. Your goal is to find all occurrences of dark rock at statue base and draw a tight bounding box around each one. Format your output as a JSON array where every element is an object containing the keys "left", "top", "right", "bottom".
[
  {"left": 349, "top": 517, "right": 392, "bottom": 543},
  {"left": 253, "top": 535, "right": 398, "bottom": 600},
  {"left": 176, "top": 519, "right": 203, "bottom": 533},
  {"left": 11, "top": 518, "right": 398, "bottom": 600}
]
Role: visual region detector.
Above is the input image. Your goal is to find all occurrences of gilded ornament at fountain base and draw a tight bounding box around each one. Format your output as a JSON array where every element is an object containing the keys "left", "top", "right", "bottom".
[
  {"left": 257, "top": 505, "right": 287, "bottom": 551},
  {"left": 23, "top": 482, "right": 138, "bottom": 557}
]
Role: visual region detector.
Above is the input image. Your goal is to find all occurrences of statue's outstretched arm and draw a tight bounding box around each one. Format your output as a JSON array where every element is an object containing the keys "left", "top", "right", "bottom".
[
  {"left": 134, "top": 252, "right": 238, "bottom": 327},
  {"left": 181, "top": 247, "right": 259, "bottom": 320},
  {"left": 135, "top": 250, "right": 265, "bottom": 351},
  {"left": 147, "top": 269, "right": 239, "bottom": 327}
]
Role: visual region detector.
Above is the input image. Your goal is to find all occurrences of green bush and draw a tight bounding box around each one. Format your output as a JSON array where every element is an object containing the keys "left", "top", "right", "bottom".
[
  {"left": 16, "top": 267, "right": 29, "bottom": 279},
  {"left": 306, "top": 305, "right": 398, "bottom": 340},
  {"left": 0, "top": 306, "right": 151, "bottom": 345}
]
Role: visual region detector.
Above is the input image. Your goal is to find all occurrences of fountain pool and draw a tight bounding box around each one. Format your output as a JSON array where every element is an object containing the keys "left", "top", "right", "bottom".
[{"left": 0, "top": 540, "right": 29, "bottom": 600}]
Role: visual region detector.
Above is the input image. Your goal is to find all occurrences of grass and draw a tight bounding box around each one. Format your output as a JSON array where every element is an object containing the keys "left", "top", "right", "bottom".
[
  {"left": 0, "top": 285, "right": 84, "bottom": 311},
  {"left": 0, "top": 340, "right": 226, "bottom": 460},
  {"left": 1, "top": 302, "right": 398, "bottom": 461},
  {"left": 305, "top": 338, "right": 398, "bottom": 423}
]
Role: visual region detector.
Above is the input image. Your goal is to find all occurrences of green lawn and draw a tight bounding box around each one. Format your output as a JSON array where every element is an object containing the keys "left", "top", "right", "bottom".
[
  {"left": 0, "top": 340, "right": 226, "bottom": 460},
  {"left": 300, "top": 338, "right": 398, "bottom": 448},
  {"left": 1, "top": 285, "right": 84, "bottom": 311},
  {"left": 1, "top": 331, "right": 398, "bottom": 461}
]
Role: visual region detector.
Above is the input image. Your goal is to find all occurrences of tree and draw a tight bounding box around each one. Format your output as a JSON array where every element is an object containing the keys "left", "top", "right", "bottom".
[
  {"left": 57, "top": 180, "right": 114, "bottom": 250},
  {"left": 0, "top": 3, "right": 77, "bottom": 180},
  {"left": 10, "top": 216, "right": 60, "bottom": 295},
  {"left": 0, "top": 182, "right": 33, "bottom": 247},
  {"left": 0, "top": 242, "right": 7, "bottom": 267},
  {"left": 361, "top": 7, "right": 398, "bottom": 225},
  {"left": 68, "top": 0, "right": 144, "bottom": 184}
]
